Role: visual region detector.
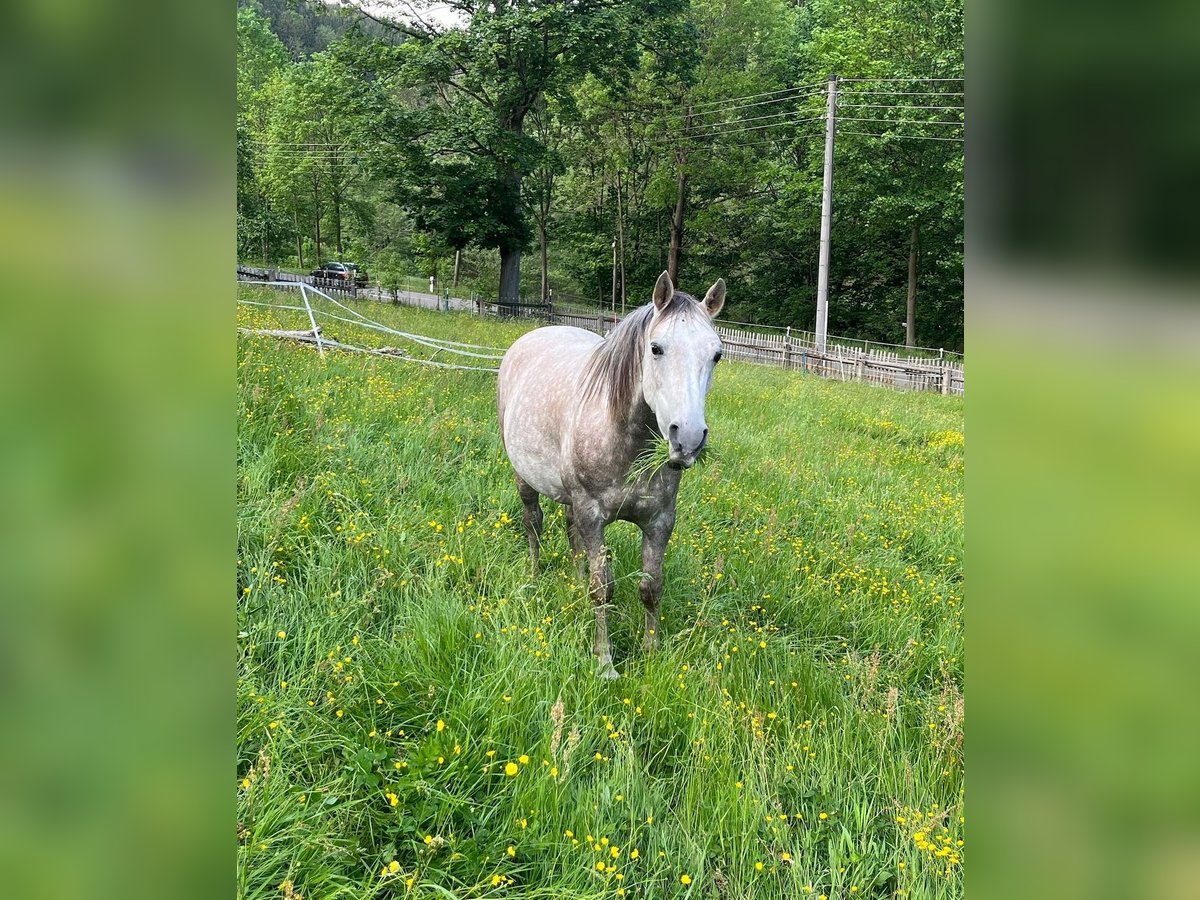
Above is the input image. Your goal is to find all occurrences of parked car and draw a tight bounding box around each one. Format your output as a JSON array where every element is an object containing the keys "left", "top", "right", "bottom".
[{"left": 310, "top": 261, "right": 368, "bottom": 287}]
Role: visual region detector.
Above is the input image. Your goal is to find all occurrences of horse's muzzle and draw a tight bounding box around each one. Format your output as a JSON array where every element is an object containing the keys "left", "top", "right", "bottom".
[{"left": 668, "top": 424, "right": 707, "bottom": 470}]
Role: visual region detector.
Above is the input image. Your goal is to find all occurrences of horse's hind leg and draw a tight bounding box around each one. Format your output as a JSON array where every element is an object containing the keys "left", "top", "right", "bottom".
[{"left": 515, "top": 476, "right": 544, "bottom": 574}]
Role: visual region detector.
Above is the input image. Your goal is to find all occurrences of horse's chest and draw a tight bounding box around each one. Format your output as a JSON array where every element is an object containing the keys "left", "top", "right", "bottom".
[{"left": 602, "top": 476, "right": 679, "bottom": 526}]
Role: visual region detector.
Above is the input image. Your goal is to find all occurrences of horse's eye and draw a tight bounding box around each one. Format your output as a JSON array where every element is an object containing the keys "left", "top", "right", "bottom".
[
  {"left": 650, "top": 343, "right": 664, "bottom": 357},
  {"left": 713, "top": 351, "right": 723, "bottom": 363}
]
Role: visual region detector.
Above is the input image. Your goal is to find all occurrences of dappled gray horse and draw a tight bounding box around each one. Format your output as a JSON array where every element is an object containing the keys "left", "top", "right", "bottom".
[{"left": 497, "top": 271, "right": 725, "bottom": 678}]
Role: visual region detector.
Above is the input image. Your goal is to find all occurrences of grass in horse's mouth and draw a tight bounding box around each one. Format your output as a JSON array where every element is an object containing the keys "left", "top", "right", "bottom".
[{"left": 626, "top": 438, "right": 713, "bottom": 482}]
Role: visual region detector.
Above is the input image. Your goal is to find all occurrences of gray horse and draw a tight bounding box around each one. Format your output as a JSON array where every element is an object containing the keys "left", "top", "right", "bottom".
[{"left": 497, "top": 271, "right": 725, "bottom": 678}]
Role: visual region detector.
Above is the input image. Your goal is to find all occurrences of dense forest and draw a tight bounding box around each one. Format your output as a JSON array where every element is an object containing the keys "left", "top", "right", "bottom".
[{"left": 237, "top": 0, "right": 963, "bottom": 350}]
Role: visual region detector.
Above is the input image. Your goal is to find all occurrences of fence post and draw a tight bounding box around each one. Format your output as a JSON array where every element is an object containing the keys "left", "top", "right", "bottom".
[
  {"left": 855, "top": 352, "right": 865, "bottom": 381},
  {"left": 783, "top": 343, "right": 792, "bottom": 368},
  {"left": 299, "top": 283, "right": 324, "bottom": 359},
  {"left": 941, "top": 364, "right": 952, "bottom": 395}
]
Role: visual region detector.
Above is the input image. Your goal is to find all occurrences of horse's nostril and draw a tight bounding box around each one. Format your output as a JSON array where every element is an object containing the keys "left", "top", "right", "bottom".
[
  {"left": 669, "top": 423, "right": 679, "bottom": 436},
  {"left": 702, "top": 428, "right": 709, "bottom": 441}
]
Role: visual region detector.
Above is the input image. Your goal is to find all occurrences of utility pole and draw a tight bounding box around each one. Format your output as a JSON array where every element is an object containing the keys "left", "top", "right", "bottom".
[
  {"left": 616, "top": 170, "right": 627, "bottom": 316},
  {"left": 611, "top": 239, "right": 617, "bottom": 314},
  {"left": 815, "top": 74, "right": 838, "bottom": 354}
]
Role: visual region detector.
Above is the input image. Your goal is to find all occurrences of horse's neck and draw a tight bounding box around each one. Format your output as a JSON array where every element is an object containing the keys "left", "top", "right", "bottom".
[{"left": 611, "top": 398, "right": 658, "bottom": 466}]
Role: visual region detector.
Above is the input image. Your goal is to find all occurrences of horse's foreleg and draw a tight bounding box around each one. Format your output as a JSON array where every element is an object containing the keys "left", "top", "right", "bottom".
[
  {"left": 639, "top": 511, "right": 675, "bottom": 652},
  {"left": 577, "top": 513, "right": 618, "bottom": 679},
  {"left": 515, "top": 477, "right": 544, "bottom": 575}
]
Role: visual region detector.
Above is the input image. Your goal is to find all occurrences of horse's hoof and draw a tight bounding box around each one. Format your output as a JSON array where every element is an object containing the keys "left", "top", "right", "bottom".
[{"left": 597, "top": 663, "right": 620, "bottom": 680}]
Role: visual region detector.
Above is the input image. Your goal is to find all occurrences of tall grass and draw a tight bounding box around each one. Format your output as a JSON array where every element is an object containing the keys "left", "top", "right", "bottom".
[{"left": 237, "top": 291, "right": 964, "bottom": 899}]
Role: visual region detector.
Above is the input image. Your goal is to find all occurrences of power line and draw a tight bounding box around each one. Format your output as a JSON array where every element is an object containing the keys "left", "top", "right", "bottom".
[
  {"left": 683, "top": 81, "right": 827, "bottom": 111},
  {"left": 676, "top": 90, "right": 826, "bottom": 123},
  {"left": 249, "top": 140, "right": 353, "bottom": 146},
  {"left": 691, "top": 108, "right": 824, "bottom": 134},
  {"left": 839, "top": 90, "right": 965, "bottom": 97},
  {"left": 837, "top": 103, "right": 963, "bottom": 112},
  {"left": 837, "top": 130, "right": 964, "bottom": 142},
  {"left": 840, "top": 77, "right": 964, "bottom": 83},
  {"left": 696, "top": 116, "right": 825, "bottom": 139},
  {"left": 836, "top": 116, "right": 964, "bottom": 127}
]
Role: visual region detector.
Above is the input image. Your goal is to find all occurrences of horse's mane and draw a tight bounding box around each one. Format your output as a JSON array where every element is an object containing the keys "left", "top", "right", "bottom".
[{"left": 580, "top": 291, "right": 699, "bottom": 422}]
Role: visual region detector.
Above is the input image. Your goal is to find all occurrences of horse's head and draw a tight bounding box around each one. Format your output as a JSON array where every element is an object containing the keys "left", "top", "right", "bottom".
[{"left": 642, "top": 270, "right": 725, "bottom": 469}]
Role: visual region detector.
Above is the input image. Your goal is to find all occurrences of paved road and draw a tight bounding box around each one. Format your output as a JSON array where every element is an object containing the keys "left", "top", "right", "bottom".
[
  {"left": 358, "top": 285, "right": 476, "bottom": 313},
  {"left": 237, "top": 267, "right": 476, "bottom": 313}
]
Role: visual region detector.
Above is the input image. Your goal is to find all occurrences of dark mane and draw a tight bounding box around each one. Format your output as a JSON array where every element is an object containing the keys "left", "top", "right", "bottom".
[{"left": 580, "top": 292, "right": 698, "bottom": 421}]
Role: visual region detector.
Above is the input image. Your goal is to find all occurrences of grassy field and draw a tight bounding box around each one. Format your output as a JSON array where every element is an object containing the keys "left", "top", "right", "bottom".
[{"left": 237, "top": 287, "right": 964, "bottom": 900}]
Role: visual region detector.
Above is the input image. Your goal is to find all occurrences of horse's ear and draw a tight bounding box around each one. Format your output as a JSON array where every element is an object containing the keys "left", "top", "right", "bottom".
[
  {"left": 703, "top": 278, "right": 726, "bottom": 318},
  {"left": 652, "top": 271, "right": 674, "bottom": 311}
]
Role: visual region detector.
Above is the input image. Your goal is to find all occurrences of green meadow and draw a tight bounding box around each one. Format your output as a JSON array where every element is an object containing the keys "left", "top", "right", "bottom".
[{"left": 237, "top": 288, "right": 964, "bottom": 900}]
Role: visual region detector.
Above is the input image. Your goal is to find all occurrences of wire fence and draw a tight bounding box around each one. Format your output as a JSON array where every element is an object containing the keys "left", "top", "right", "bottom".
[
  {"left": 237, "top": 280, "right": 505, "bottom": 373},
  {"left": 237, "top": 273, "right": 963, "bottom": 396}
]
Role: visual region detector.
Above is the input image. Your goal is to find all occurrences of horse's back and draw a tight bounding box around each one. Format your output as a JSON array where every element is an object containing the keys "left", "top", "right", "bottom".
[{"left": 498, "top": 326, "right": 600, "bottom": 501}]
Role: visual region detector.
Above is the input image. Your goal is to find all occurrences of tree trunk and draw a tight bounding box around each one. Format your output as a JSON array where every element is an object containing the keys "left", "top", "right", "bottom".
[
  {"left": 906, "top": 220, "right": 920, "bottom": 348},
  {"left": 333, "top": 192, "right": 343, "bottom": 256},
  {"left": 313, "top": 179, "right": 322, "bottom": 265},
  {"left": 499, "top": 246, "right": 522, "bottom": 313},
  {"left": 293, "top": 205, "right": 303, "bottom": 268},
  {"left": 452, "top": 250, "right": 461, "bottom": 290},
  {"left": 497, "top": 153, "right": 523, "bottom": 311},
  {"left": 668, "top": 167, "right": 687, "bottom": 284}
]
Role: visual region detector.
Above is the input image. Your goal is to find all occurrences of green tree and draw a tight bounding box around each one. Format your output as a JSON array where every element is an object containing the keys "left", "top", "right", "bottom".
[
  {"left": 261, "top": 49, "right": 365, "bottom": 263},
  {"left": 344, "top": 0, "right": 689, "bottom": 308},
  {"left": 237, "top": 6, "right": 292, "bottom": 263},
  {"left": 795, "top": 0, "right": 964, "bottom": 348}
]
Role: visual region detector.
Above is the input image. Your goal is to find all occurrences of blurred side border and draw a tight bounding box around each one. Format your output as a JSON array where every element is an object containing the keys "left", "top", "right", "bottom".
[{"left": 0, "top": 1, "right": 1198, "bottom": 898}]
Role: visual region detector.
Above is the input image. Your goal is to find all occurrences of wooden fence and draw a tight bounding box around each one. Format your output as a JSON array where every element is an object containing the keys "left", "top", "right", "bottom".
[
  {"left": 475, "top": 298, "right": 553, "bottom": 319},
  {"left": 238, "top": 266, "right": 363, "bottom": 297},
  {"left": 237, "top": 266, "right": 963, "bottom": 396},
  {"left": 499, "top": 306, "right": 964, "bottom": 396}
]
